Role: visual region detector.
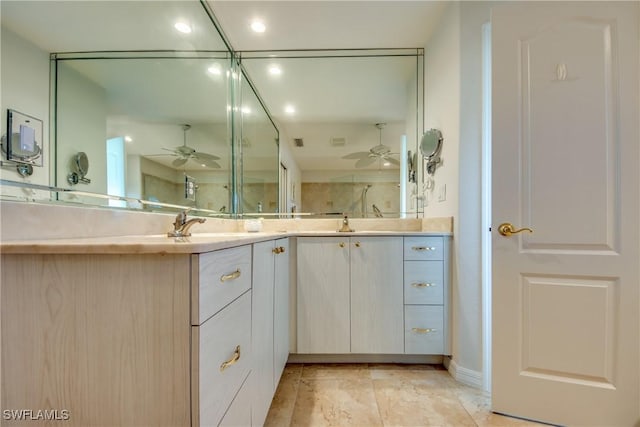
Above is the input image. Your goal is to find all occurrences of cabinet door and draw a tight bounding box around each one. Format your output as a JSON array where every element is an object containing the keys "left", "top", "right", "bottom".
[
  {"left": 273, "top": 238, "right": 290, "bottom": 387},
  {"left": 351, "top": 237, "right": 404, "bottom": 354},
  {"left": 251, "top": 240, "right": 275, "bottom": 426},
  {"left": 297, "top": 237, "right": 350, "bottom": 353}
]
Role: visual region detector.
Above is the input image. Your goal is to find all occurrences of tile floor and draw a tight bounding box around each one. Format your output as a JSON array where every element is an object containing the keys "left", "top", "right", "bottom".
[{"left": 264, "top": 364, "right": 544, "bottom": 427}]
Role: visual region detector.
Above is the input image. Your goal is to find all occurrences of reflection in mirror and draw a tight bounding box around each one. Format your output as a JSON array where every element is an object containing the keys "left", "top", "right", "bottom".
[
  {"left": 239, "top": 70, "right": 279, "bottom": 215},
  {"left": 54, "top": 53, "right": 232, "bottom": 213},
  {"left": 241, "top": 50, "right": 423, "bottom": 217}
]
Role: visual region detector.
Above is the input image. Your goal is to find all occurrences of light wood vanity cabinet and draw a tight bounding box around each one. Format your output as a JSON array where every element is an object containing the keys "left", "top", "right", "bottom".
[
  {"left": 1, "top": 239, "right": 291, "bottom": 427},
  {"left": 297, "top": 234, "right": 451, "bottom": 357},
  {"left": 251, "top": 238, "right": 290, "bottom": 426},
  {"left": 297, "top": 236, "right": 404, "bottom": 354},
  {"left": 191, "top": 245, "right": 253, "bottom": 426}
]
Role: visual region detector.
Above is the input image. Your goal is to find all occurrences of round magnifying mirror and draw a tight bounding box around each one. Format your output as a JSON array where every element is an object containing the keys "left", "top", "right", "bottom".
[
  {"left": 75, "top": 152, "right": 89, "bottom": 178},
  {"left": 420, "top": 129, "right": 443, "bottom": 159}
]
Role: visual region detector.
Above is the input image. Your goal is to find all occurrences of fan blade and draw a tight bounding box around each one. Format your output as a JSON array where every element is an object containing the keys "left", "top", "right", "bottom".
[
  {"left": 200, "top": 158, "right": 222, "bottom": 169},
  {"left": 342, "top": 152, "right": 370, "bottom": 160},
  {"left": 355, "top": 156, "right": 377, "bottom": 168},
  {"left": 193, "top": 151, "right": 221, "bottom": 161},
  {"left": 161, "top": 148, "right": 178, "bottom": 155},
  {"left": 384, "top": 157, "right": 400, "bottom": 166},
  {"left": 172, "top": 158, "right": 188, "bottom": 167}
]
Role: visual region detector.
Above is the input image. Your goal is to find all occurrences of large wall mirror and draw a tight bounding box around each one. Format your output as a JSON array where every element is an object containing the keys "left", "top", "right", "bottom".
[
  {"left": 240, "top": 49, "right": 423, "bottom": 218},
  {"left": 2, "top": 1, "right": 422, "bottom": 219},
  {"left": 54, "top": 52, "right": 233, "bottom": 213}
]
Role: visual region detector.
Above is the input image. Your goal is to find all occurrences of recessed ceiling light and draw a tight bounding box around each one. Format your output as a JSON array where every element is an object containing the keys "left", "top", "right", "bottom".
[
  {"left": 383, "top": 161, "right": 391, "bottom": 167},
  {"left": 251, "top": 20, "right": 266, "bottom": 33},
  {"left": 284, "top": 104, "right": 296, "bottom": 115},
  {"left": 268, "top": 65, "right": 282, "bottom": 76},
  {"left": 208, "top": 64, "right": 222, "bottom": 75},
  {"left": 124, "top": 135, "right": 133, "bottom": 143},
  {"left": 242, "top": 106, "right": 251, "bottom": 114},
  {"left": 174, "top": 21, "right": 192, "bottom": 34}
]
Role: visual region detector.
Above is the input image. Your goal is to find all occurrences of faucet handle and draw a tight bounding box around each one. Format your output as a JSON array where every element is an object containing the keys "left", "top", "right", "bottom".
[{"left": 174, "top": 210, "right": 187, "bottom": 226}]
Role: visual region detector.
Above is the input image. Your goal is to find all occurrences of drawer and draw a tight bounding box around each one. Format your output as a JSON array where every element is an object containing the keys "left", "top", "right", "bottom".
[
  {"left": 194, "top": 245, "right": 252, "bottom": 324},
  {"left": 193, "top": 291, "right": 252, "bottom": 427},
  {"left": 404, "top": 305, "right": 444, "bottom": 354},
  {"left": 404, "top": 261, "right": 443, "bottom": 305},
  {"left": 219, "top": 373, "right": 252, "bottom": 427},
  {"left": 404, "top": 236, "right": 444, "bottom": 261}
]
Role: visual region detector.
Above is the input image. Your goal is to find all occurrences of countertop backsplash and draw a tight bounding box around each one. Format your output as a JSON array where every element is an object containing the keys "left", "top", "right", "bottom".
[{"left": 0, "top": 201, "right": 452, "bottom": 241}]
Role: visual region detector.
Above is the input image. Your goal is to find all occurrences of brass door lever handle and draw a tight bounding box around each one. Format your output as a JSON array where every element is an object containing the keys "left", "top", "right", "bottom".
[{"left": 498, "top": 223, "right": 533, "bottom": 237}]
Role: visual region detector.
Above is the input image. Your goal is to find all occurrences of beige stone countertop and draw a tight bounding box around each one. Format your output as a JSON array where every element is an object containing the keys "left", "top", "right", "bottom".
[{"left": 0, "top": 230, "right": 452, "bottom": 254}]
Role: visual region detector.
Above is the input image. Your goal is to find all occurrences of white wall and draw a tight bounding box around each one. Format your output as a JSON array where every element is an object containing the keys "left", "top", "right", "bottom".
[
  {"left": 423, "top": 1, "right": 491, "bottom": 384},
  {"left": 0, "top": 27, "right": 50, "bottom": 198}
]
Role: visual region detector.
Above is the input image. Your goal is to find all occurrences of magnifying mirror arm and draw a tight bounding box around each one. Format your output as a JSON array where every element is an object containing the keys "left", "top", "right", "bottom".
[{"left": 426, "top": 155, "right": 442, "bottom": 176}]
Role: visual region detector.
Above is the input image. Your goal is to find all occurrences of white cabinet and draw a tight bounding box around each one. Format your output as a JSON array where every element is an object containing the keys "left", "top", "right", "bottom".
[
  {"left": 273, "top": 238, "right": 290, "bottom": 385},
  {"left": 194, "top": 291, "right": 252, "bottom": 427},
  {"left": 192, "top": 245, "right": 254, "bottom": 427},
  {"left": 251, "top": 237, "right": 290, "bottom": 427},
  {"left": 350, "top": 237, "right": 403, "bottom": 354},
  {"left": 297, "top": 236, "right": 404, "bottom": 354},
  {"left": 403, "top": 236, "right": 451, "bottom": 355},
  {"left": 297, "top": 234, "right": 451, "bottom": 357},
  {"left": 297, "top": 237, "right": 350, "bottom": 353},
  {"left": 219, "top": 374, "right": 253, "bottom": 427}
]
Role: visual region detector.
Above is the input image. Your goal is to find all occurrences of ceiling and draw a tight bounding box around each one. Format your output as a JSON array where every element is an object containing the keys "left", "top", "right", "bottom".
[
  {"left": 208, "top": 1, "right": 447, "bottom": 51},
  {"left": 1, "top": 1, "right": 448, "bottom": 172}
]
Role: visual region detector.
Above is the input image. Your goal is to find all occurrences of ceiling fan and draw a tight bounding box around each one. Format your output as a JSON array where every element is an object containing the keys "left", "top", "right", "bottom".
[
  {"left": 342, "top": 123, "right": 400, "bottom": 168},
  {"left": 160, "top": 124, "right": 221, "bottom": 169}
]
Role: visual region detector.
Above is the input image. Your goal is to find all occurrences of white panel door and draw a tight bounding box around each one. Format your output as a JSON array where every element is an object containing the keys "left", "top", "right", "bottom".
[
  {"left": 350, "top": 237, "right": 404, "bottom": 354},
  {"left": 492, "top": 2, "right": 639, "bottom": 425},
  {"left": 297, "top": 237, "right": 350, "bottom": 353}
]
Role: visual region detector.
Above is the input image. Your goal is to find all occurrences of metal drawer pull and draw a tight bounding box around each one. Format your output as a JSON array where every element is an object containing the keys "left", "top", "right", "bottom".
[
  {"left": 412, "top": 246, "right": 436, "bottom": 251},
  {"left": 220, "top": 269, "right": 241, "bottom": 283},
  {"left": 220, "top": 345, "right": 241, "bottom": 372},
  {"left": 412, "top": 282, "right": 436, "bottom": 288},
  {"left": 339, "top": 242, "right": 345, "bottom": 248},
  {"left": 354, "top": 241, "right": 361, "bottom": 247},
  {"left": 412, "top": 328, "right": 436, "bottom": 334},
  {"left": 272, "top": 246, "right": 286, "bottom": 254}
]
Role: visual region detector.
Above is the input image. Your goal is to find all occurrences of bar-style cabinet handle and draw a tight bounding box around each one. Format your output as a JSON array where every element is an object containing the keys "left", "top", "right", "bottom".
[
  {"left": 412, "top": 246, "right": 436, "bottom": 251},
  {"left": 220, "top": 345, "right": 241, "bottom": 372},
  {"left": 220, "top": 269, "right": 241, "bottom": 283},
  {"left": 411, "top": 282, "right": 436, "bottom": 288},
  {"left": 412, "top": 328, "right": 436, "bottom": 334}
]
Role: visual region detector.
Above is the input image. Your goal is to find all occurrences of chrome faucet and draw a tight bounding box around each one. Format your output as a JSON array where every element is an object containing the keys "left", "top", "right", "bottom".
[
  {"left": 338, "top": 214, "right": 354, "bottom": 232},
  {"left": 168, "top": 210, "right": 206, "bottom": 237}
]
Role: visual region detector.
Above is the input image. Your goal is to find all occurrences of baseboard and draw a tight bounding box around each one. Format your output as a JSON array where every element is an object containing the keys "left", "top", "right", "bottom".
[
  {"left": 448, "top": 358, "right": 483, "bottom": 388},
  {"left": 288, "top": 354, "right": 444, "bottom": 364}
]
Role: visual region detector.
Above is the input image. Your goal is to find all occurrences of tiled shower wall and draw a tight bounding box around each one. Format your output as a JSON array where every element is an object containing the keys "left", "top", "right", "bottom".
[{"left": 301, "top": 182, "right": 400, "bottom": 217}]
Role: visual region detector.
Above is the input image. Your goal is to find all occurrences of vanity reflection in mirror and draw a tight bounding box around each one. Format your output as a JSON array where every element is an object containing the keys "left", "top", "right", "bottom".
[{"left": 421, "top": 128, "right": 444, "bottom": 176}]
